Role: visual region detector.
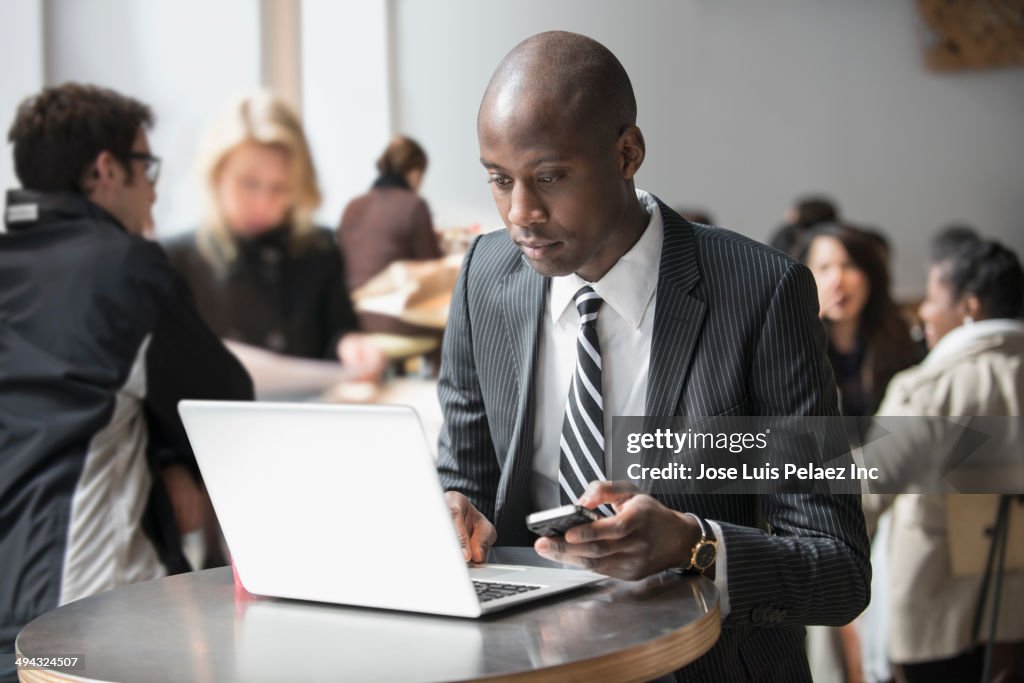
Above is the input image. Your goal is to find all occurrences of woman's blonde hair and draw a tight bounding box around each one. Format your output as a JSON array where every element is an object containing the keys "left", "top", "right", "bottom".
[{"left": 196, "top": 90, "right": 322, "bottom": 267}]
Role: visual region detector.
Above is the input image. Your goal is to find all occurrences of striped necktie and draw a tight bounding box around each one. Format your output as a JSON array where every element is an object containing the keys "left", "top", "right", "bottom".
[{"left": 559, "top": 286, "right": 613, "bottom": 515}]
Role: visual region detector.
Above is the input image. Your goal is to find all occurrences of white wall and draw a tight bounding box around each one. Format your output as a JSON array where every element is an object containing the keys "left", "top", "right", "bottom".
[
  {"left": 3, "top": 0, "right": 391, "bottom": 237},
  {"left": 302, "top": 0, "right": 391, "bottom": 229},
  {"left": 8, "top": 1, "right": 1023, "bottom": 298},
  {"left": 0, "top": 0, "right": 45, "bottom": 215},
  {"left": 42, "top": 0, "right": 261, "bottom": 237},
  {"left": 392, "top": 0, "right": 1024, "bottom": 298}
]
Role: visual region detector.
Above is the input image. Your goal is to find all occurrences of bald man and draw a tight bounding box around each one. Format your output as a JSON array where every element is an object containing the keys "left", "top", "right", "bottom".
[{"left": 437, "top": 31, "right": 869, "bottom": 681}]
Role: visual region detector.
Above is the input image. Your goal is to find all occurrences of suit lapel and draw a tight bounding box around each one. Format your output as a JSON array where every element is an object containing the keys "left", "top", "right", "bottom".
[
  {"left": 645, "top": 202, "right": 707, "bottom": 418},
  {"left": 495, "top": 257, "right": 547, "bottom": 543},
  {"left": 498, "top": 256, "right": 547, "bottom": 444}
]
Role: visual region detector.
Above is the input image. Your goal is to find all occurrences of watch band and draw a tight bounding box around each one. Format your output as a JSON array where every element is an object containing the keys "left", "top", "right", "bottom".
[{"left": 684, "top": 512, "right": 715, "bottom": 542}]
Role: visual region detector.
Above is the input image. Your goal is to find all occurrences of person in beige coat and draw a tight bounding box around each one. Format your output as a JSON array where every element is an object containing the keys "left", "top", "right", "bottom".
[{"left": 864, "top": 239, "right": 1024, "bottom": 682}]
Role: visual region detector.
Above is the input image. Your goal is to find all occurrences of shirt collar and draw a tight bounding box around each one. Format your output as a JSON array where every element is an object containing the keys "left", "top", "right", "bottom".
[
  {"left": 4, "top": 189, "right": 125, "bottom": 233},
  {"left": 550, "top": 189, "right": 663, "bottom": 329}
]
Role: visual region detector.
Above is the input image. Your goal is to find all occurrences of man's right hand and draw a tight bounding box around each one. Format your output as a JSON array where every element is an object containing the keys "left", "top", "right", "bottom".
[{"left": 444, "top": 491, "right": 497, "bottom": 563}]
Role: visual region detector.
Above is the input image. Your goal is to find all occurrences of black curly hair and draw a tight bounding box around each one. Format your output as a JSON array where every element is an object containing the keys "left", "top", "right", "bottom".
[
  {"left": 940, "top": 240, "right": 1024, "bottom": 319},
  {"left": 8, "top": 82, "right": 153, "bottom": 192}
]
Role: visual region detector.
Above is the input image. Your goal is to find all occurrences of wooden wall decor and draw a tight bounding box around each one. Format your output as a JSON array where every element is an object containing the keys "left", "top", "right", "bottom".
[{"left": 916, "top": 0, "right": 1024, "bottom": 72}]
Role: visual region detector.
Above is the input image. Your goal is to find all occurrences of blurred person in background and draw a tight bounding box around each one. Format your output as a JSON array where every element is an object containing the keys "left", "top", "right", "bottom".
[
  {"left": 337, "top": 135, "right": 443, "bottom": 339},
  {"left": 802, "top": 223, "right": 921, "bottom": 683},
  {"left": 864, "top": 239, "right": 1024, "bottom": 682},
  {"left": 770, "top": 193, "right": 840, "bottom": 256},
  {"left": 164, "top": 91, "right": 386, "bottom": 382},
  {"left": 338, "top": 135, "right": 441, "bottom": 293},
  {"left": 0, "top": 83, "right": 252, "bottom": 678},
  {"left": 900, "top": 225, "right": 983, "bottom": 351},
  {"left": 801, "top": 223, "right": 922, "bottom": 418}
]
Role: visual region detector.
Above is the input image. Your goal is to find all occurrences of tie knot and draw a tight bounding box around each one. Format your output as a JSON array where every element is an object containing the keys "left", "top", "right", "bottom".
[{"left": 574, "top": 286, "right": 602, "bottom": 325}]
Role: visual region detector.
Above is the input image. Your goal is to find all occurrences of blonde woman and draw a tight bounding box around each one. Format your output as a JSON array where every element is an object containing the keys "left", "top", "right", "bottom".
[{"left": 164, "top": 92, "right": 385, "bottom": 385}]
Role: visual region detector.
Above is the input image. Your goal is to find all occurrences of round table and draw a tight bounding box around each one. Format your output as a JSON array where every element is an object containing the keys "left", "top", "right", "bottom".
[{"left": 16, "top": 558, "right": 719, "bottom": 682}]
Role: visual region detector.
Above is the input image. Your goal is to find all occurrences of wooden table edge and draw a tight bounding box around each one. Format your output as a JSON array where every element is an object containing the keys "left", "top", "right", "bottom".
[
  {"left": 16, "top": 662, "right": 101, "bottom": 683},
  {"left": 461, "top": 600, "right": 722, "bottom": 683}
]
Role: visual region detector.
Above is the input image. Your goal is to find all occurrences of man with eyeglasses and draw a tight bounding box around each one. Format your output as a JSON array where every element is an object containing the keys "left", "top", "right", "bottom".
[{"left": 0, "top": 83, "right": 253, "bottom": 675}]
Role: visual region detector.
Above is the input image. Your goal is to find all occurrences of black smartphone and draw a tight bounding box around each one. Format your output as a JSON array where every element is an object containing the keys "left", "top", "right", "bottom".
[{"left": 525, "top": 504, "right": 605, "bottom": 537}]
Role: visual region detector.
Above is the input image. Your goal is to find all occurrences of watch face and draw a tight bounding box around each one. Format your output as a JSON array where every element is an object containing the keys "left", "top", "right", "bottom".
[{"left": 695, "top": 543, "right": 716, "bottom": 569}]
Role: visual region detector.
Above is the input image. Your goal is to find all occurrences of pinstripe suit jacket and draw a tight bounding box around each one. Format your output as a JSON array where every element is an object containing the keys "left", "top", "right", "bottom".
[{"left": 437, "top": 198, "right": 870, "bottom": 681}]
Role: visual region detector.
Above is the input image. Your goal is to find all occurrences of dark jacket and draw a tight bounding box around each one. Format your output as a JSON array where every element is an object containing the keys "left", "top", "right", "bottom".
[
  {"left": 436, "top": 197, "right": 870, "bottom": 681},
  {"left": 163, "top": 226, "right": 359, "bottom": 360},
  {"left": 0, "top": 190, "right": 253, "bottom": 657},
  {"left": 337, "top": 186, "right": 441, "bottom": 293}
]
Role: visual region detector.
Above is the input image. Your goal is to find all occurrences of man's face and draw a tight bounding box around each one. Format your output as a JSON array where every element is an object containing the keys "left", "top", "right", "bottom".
[{"left": 478, "top": 96, "right": 640, "bottom": 282}]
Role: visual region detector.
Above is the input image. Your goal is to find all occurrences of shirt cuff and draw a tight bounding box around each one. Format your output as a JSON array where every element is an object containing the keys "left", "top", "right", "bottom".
[{"left": 707, "top": 519, "right": 730, "bottom": 619}]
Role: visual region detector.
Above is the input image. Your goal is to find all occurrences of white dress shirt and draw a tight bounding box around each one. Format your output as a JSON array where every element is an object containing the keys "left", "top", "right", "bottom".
[{"left": 530, "top": 189, "right": 730, "bottom": 616}]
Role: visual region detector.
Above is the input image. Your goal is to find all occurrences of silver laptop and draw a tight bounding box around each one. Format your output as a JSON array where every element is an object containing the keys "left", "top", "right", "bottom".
[{"left": 177, "top": 400, "right": 603, "bottom": 617}]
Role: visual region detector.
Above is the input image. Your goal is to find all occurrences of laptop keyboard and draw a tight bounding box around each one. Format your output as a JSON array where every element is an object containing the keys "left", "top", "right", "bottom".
[{"left": 473, "top": 580, "right": 543, "bottom": 603}]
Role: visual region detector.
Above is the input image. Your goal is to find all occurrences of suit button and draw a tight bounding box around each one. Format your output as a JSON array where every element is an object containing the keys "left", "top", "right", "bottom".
[
  {"left": 265, "top": 330, "right": 286, "bottom": 351},
  {"left": 751, "top": 607, "right": 764, "bottom": 623}
]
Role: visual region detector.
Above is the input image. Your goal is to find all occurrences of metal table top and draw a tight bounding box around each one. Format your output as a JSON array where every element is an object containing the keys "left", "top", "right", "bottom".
[{"left": 17, "top": 549, "right": 719, "bottom": 683}]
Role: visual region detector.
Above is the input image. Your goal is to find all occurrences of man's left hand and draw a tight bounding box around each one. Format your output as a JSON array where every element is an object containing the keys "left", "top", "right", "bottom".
[{"left": 534, "top": 480, "right": 702, "bottom": 581}]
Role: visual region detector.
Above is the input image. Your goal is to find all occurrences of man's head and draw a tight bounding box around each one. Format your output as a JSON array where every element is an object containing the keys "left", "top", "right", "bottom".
[
  {"left": 8, "top": 83, "right": 157, "bottom": 234},
  {"left": 478, "top": 31, "right": 647, "bottom": 282},
  {"left": 784, "top": 196, "right": 839, "bottom": 230}
]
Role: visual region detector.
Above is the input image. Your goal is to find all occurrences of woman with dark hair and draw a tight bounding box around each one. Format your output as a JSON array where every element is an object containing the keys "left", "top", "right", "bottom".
[
  {"left": 801, "top": 223, "right": 922, "bottom": 417},
  {"left": 864, "top": 239, "right": 1024, "bottom": 681},
  {"left": 801, "top": 224, "right": 922, "bottom": 683},
  {"left": 337, "top": 136, "right": 441, "bottom": 293}
]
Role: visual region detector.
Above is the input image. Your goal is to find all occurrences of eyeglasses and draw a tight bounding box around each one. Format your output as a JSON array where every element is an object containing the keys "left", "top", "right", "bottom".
[{"left": 126, "top": 152, "right": 161, "bottom": 184}]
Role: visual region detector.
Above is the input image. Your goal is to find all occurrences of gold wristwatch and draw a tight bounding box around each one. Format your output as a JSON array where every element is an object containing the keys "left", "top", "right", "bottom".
[{"left": 680, "top": 512, "right": 717, "bottom": 574}]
